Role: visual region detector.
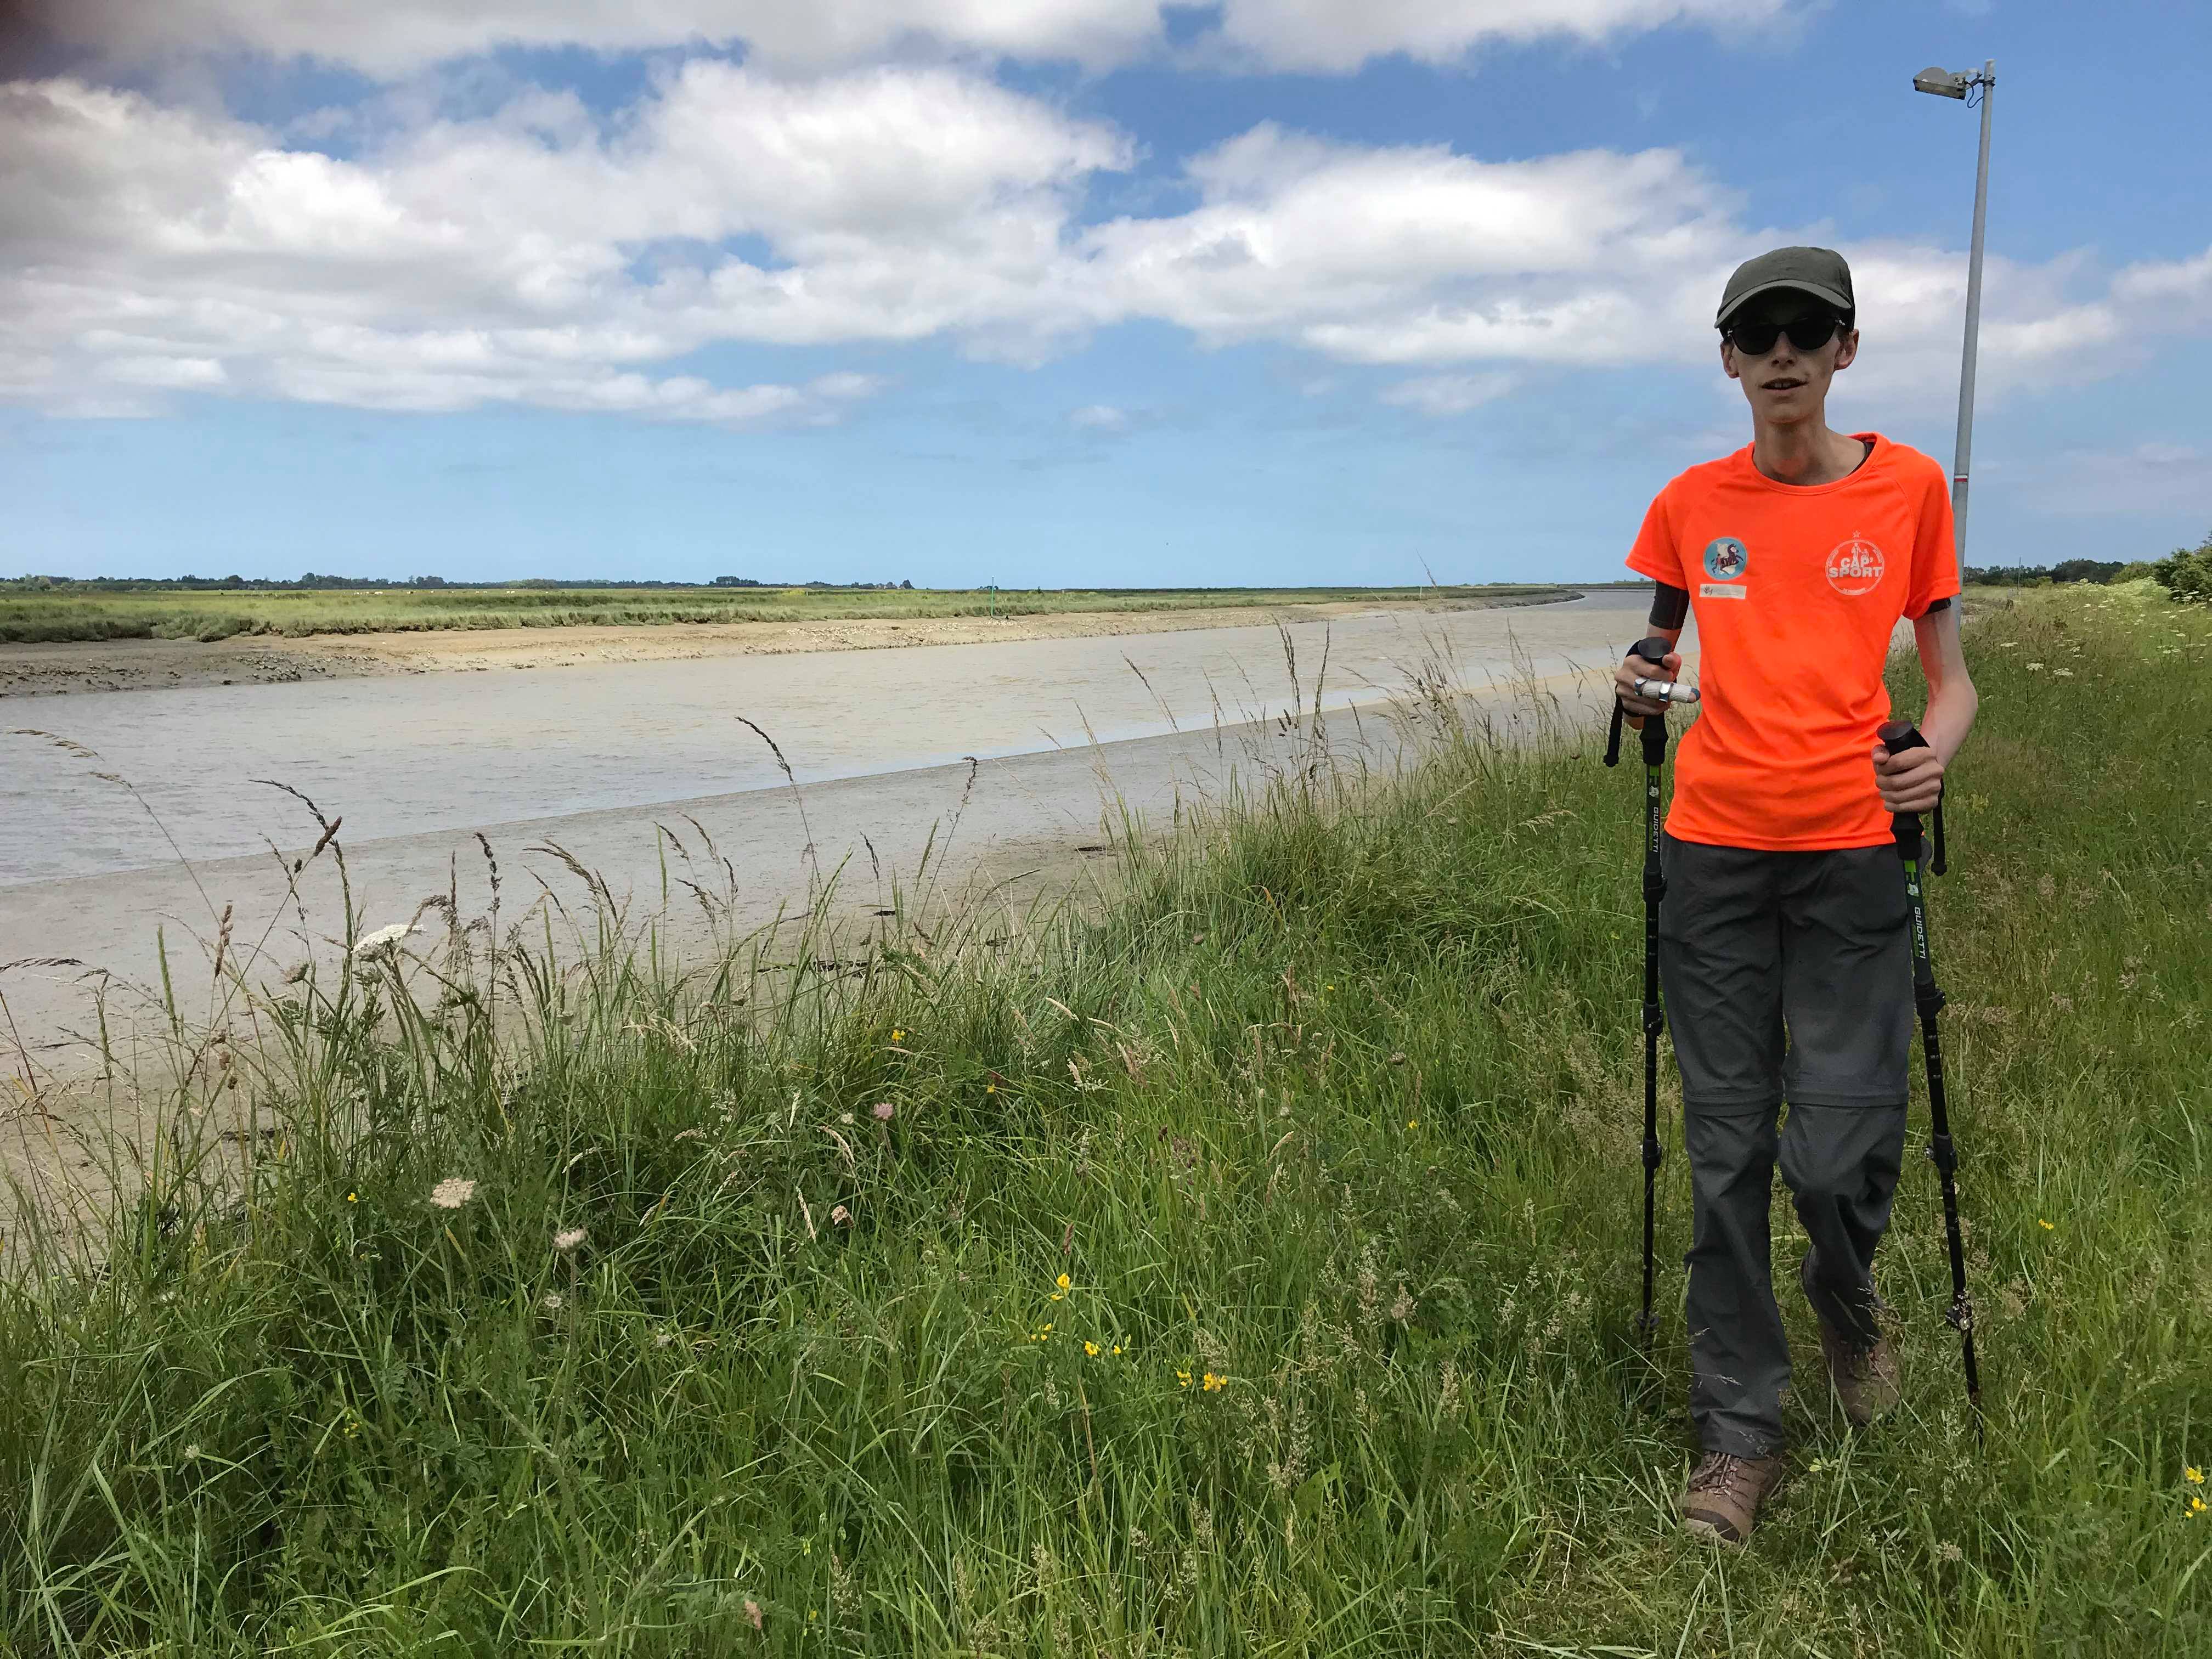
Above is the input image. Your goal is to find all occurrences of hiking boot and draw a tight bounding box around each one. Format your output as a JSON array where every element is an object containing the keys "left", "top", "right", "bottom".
[
  {"left": 1802, "top": 1255, "right": 1901, "bottom": 1427},
  {"left": 1678, "top": 1452, "right": 1785, "bottom": 1546},
  {"left": 1815, "top": 1311, "right": 1901, "bottom": 1426}
]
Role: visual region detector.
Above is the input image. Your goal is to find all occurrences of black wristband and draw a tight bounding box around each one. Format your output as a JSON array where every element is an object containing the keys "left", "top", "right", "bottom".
[{"left": 1649, "top": 581, "right": 1689, "bottom": 630}]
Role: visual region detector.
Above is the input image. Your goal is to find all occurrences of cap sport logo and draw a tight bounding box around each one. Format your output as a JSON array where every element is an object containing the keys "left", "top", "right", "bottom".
[
  {"left": 1826, "top": 533, "right": 1886, "bottom": 596},
  {"left": 1703, "top": 537, "right": 1749, "bottom": 580}
]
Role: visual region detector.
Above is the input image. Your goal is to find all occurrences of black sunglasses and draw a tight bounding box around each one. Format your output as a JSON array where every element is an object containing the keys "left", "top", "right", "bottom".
[{"left": 1724, "top": 312, "right": 1847, "bottom": 356}]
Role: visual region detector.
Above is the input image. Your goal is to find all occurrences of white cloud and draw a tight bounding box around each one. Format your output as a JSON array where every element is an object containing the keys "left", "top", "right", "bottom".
[
  {"left": 0, "top": 67, "right": 1119, "bottom": 420},
  {"left": 97, "top": 354, "right": 230, "bottom": 389},
  {"left": 1070, "top": 403, "right": 1129, "bottom": 430},
  {"left": 1207, "top": 0, "right": 1794, "bottom": 74},
  {"left": 37, "top": 1, "right": 1165, "bottom": 77},
  {"left": 37, "top": 0, "right": 1798, "bottom": 77},
  {"left": 1380, "top": 371, "right": 1516, "bottom": 415},
  {"left": 2017, "top": 443, "right": 2212, "bottom": 520},
  {"left": 3, "top": 64, "right": 2207, "bottom": 428}
]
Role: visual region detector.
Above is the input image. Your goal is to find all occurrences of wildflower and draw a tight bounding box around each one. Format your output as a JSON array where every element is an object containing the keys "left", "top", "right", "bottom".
[
  {"left": 2193, "top": 1496, "right": 2208, "bottom": 1517},
  {"left": 351, "top": 923, "right": 416, "bottom": 957},
  {"left": 891, "top": 1028, "right": 906, "bottom": 1042},
  {"left": 1056, "top": 1272, "right": 1071, "bottom": 1290},
  {"left": 985, "top": 1084, "right": 997, "bottom": 1094},
  {"left": 2038, "top": 1219, "right": 2054, "bottom": 1231},
  {"left": 1937, "top": 1541, "right": 1963, "bottom": 1564},
  {"left": 542, "top": 1291, "right": 565, "bottom": 1312},
  {"left": 427, "top": 1176, "right": 476, "bottom": 1210},
  {"left": 553, "top": 1227, "right": 586, "bottom": 1251},
  {"left": 345, "top": 1191, "right": 358, "bottom": 1204},
  {"left": 1112, "top": 1344, "right": 1124, "bottom": 1357},
  {"left": 745, "top": 1600, "right": 763, "bottom": 1632},
  {"left": 873, "top": 1102, "right": 895, "bottom": 1121},
  {"left": 1406, "top": 1118, "right": 1418, "bottom": 1130},
  {"left": 2189, "top": 1467, "right": 2205, "bottom": 1485},
  {"left": 831, "top": 1204, "right": 851, "bottom": 1226},
  {"left": 1085, "top": 1341, "right": 1101, "bottom": 1356},
  {"left": 655, "top": 1331, "right": 677, "bottom": 1348},
  {"left": 2026, "top": 661, "right": 2045, "bottom": 670},
  {"left": 1177, "top": 1369, "right": 1193, "bottom": 1389},
  {"left": 1203, "top": 1372, "right": 1227, "bottom": 1392},
  {"left": 182, "top": 1443, "right": 201, "bottom": 1462},
  {"left": 839, "top": 1111, "right": 855, "bottom": 1125}
]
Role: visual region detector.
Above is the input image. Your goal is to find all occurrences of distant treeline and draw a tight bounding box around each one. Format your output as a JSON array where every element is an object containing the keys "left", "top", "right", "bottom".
[
  {"left": 1, "top": 574, "right": 917, "bottom": 592},
  {"left": 1965, "top": 529, "right": 2211, "bottom": 603},
  {"left": 1965, "top": 558, "right": 2150, "bottom": 588}
]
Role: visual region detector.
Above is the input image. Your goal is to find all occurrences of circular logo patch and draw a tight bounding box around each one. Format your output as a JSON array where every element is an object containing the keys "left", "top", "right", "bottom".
[
  {"left": 1826, "top": 535, "right": 1887, "bottom": 596},
  {"left": 1702, "top": 536, "right": 1748, "bottom": 580}
]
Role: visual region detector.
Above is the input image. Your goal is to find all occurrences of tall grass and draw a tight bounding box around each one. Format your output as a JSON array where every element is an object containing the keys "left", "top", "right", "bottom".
[
  {"left": 0, "top": 585, "right": 1563, "bottom": 646},
  {"left": 1, "top": 586, "right": 2207, "bottom": 1654}
]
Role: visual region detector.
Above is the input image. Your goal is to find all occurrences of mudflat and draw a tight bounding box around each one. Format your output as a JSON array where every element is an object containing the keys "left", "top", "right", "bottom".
[{"left": 0, "top": 591, "right": 1578, "bottom": 698}]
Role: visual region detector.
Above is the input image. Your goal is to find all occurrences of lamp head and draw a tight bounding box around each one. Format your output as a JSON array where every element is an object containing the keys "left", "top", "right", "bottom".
[{"left": 1914, "top": 65, "right": 1971, "bottom": 98}]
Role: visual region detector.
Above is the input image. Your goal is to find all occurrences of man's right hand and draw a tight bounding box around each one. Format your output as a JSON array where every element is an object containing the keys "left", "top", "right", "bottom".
[{"left": 1614, "top": 645, "right": 1681, "bottom": 720}]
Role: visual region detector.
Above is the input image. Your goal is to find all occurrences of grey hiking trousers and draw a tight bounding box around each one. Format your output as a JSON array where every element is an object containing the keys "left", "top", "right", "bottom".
[{"left": 1659, "top": 834, "right": 1915, "bottom": 1458}]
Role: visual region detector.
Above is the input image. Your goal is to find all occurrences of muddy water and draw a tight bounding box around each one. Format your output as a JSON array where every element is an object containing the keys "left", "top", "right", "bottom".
[{"left": 1, "top": 594, "right": 1648, "bottom": 887}]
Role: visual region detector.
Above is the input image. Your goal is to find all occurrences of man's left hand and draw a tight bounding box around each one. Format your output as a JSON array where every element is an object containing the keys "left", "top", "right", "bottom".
[{"left": 1871, "top": 741, "right": 1945, "bottom": 815}]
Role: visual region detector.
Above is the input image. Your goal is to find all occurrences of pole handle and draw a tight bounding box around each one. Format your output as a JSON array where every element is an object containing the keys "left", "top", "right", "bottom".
[
  {"left": 1876, "top": 719, "right": 1948, "bottom": 873},
  {"left": 1606, "top": 637, "right": 1679, "bottom": 766}
]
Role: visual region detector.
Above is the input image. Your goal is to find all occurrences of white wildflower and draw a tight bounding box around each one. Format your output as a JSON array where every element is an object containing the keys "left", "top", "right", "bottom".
[
  {"left": 553, "top": 1227, "right": 586, "bottom": 1251},
  {"left": 427, "top": 1176, "right": 476, "bottom": 1210},
  {"left": 541, "top": 1291, "right": 565, "bottom": 1312},
  {"left": 872, "top": 1102, "right": 895, "bottom": 1121},
  {"left": 352, "top": 923, "right": 416, "bottom": 957}
]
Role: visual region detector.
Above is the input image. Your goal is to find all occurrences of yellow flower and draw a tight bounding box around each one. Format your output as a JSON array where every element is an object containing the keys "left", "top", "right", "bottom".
[
  {"left": 2189, "top": 1467, "right": 2205, "bottom": 1485},
  {"left": 1203, "top": 1372, "right": 1227, "bottom": 1392},
  {"left": 1049, "top": 1290, "right": 1064, "bottom": 1301},
  {"left": 1085, "top": 1341, "right": 1101, "bottom": 1357},
  {"left": 2038, "top": 1219, "right": 2055, "bottom": 1231},
  {"left": 985, "top": 1084, "right": 997, "bottom": 1094},
  {"left": 1406, "top": 1119, "right": 1418, "bottom": 1130},
  {"left": 1112, "top": 1344, "right": 1124, "bottom": 1357},
  {"left": 1056, "top": 1272, "right": 1071, "bottom": 1290},
  {"left": 2193, "top": 1496, "right": 2208, "bottom": 1517},
  {"left": 1176, "top": 1369, "right": 1192, "bottom": 1389},
  {"left": 345, "top": 1192, "right": 357, "bottom": 1203},
  {"left": 891, "top": 1028, "right": 905, "bottom": 1042}
]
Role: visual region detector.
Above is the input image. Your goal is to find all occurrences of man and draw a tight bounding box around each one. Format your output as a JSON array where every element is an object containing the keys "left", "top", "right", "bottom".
[{"left": 1613, "top": 246, "right": 1977, "bottom": 1545}]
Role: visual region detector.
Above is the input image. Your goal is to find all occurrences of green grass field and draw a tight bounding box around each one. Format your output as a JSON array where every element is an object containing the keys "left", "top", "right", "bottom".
[
  {"left": 2, "top": 584, "right": 2207, "bottom": 1654},
  {"left": 0, "top": 584, "right": 1564, "bottom": 645}
]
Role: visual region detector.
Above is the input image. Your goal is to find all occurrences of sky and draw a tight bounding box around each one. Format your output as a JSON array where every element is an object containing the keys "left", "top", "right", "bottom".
[{"left": 3, "top": 1, "right": 2209, "bottom": 588}]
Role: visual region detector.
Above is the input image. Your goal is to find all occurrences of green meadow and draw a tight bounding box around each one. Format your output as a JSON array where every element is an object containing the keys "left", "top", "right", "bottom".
[
  {"left": 0, "top": 584, "right": 1562, "bottom": 645},
  {"left": 1, "top": 584, "right": 2207, "bottom": 1654}
]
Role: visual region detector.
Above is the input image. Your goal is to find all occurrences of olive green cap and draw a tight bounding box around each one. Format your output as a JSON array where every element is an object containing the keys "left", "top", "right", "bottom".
[{"left": 1715, "top": 246, "right": 1854, "bottom": 330}]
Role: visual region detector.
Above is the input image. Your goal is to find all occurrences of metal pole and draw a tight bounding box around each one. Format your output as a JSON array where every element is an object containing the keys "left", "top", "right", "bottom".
[{"left": 1951, "top": 59, "right": 1995, "bottom": 563}]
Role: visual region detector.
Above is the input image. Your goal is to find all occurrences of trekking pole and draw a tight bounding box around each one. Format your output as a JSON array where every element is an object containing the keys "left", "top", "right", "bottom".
[
  {"left": 1876, "top": 720, "right": 1980, "bottom": 1423},
  {"left": 1605, "top": 638, "right": 1696, "bottom": 1351}
]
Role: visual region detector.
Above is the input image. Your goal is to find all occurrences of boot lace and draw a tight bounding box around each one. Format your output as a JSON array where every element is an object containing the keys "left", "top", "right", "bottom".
[{"left": 1687, "top": 1453, "right": 1764, "bottom": 1499}]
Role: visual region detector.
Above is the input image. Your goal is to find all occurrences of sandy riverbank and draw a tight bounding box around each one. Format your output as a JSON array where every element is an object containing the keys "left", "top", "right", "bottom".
[{"left": 0, "top": 592, "right": 1577, "bottom": 698}]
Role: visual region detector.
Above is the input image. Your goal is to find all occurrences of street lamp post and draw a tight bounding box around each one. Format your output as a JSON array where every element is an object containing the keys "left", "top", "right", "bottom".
[{"left": 1914, "top": 59, "right": 1997, "bottom": 565}]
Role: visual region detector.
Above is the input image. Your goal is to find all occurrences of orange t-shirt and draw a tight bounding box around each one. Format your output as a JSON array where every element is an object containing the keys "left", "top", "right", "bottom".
[{"left": 1625, "top": 432, "right": 1960, "bottom": 851}]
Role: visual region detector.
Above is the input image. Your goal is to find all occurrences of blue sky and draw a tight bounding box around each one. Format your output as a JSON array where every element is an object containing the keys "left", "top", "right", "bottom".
[{"left": 4, "top": 1, "right": 2209, "bottom": 586}]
